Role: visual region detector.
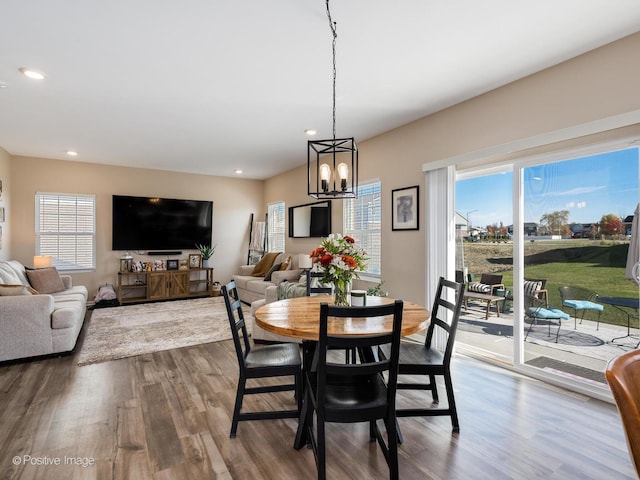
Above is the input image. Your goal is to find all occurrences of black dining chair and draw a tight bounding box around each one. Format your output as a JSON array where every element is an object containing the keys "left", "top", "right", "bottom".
[
  {"left": 301, "top": 300, "right": 404, "bottom": 480},
  {"left": 221, "top": 280, "right": 302, "bottom": 437},
  {"left": 381, "top": 276, "right": 464, "bottom": 435},
  {"left": 305, "top": 270, "right": 333, "bottom": 296}
]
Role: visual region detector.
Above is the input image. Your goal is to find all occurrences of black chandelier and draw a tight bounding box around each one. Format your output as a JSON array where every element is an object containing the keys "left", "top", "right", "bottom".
[{"left": 308, "top": 0, "right": 358, "bottom": 199}]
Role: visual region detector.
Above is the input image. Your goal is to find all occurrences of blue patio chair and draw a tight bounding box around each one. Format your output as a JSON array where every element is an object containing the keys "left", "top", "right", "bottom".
[
  {"left": 558, "top": 286, "right": 604, "bottom": 330},
  {"left": 524, "top": 290, "right": 571, "bottom": 343}
]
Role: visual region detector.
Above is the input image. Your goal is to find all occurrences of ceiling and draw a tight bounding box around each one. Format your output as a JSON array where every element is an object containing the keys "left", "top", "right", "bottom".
[{"left": 1, "top": 1, "right": 640, "bottom": 180}]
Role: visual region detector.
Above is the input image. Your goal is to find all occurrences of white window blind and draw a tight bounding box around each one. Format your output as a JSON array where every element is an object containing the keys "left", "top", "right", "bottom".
[
  {"left": 35, "top": 193, "right": 96, "bottom": 271},
  {"left": 267, "top": 201, "right": 285, "bottom": 253},
  {"left": 344, "top": 181, "right": 381, "bottom": 277}
]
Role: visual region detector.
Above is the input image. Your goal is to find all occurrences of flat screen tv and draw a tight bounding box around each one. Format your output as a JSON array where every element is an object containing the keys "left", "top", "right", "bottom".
[{"left": 112, "top": 195, "right": 213, "bottom": 251}]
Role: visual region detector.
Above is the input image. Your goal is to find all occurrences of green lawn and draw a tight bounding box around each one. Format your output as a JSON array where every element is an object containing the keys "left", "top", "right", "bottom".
[{"left": 473, "top": 241, "right": 638, "bottom": 327}]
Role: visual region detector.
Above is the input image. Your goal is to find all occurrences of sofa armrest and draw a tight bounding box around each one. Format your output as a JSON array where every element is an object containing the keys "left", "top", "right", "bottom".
[
  {"left": 238, "top": 265, "right": 255, "bottom": 275},
  {"left": 60, "top": 275, "right": 73, "bottom": 289},
  {"left": 0, "top": 295, "right": 55, "bottom": 325},
  {"left": 264, "top": 285, "right": 278, "bottom": 303},
  {"left": 490, "top": 283, "right": 505, "bottom": 295},
  {"left": 271, "top": 269, "right": 302, "bottom": 286}
]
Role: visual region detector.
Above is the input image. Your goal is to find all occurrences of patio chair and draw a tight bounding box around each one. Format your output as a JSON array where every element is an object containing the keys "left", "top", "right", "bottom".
[
  {"left": 558, "top": 286, "right": 603, "bottom": 330},
  {"left": 524, "top": 289, "right": 570, "bottom": 343}
]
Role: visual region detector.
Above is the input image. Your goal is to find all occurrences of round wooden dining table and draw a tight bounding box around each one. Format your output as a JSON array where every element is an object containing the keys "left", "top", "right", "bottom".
[
  {"left": 254, "top": 294, "right": 431, "bottom": 341},
  {"left": 255, "top": 294, "right": 430, "bottom": 450}
]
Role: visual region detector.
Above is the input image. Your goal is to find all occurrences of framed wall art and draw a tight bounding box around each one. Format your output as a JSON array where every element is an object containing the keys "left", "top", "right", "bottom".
[{"left": 392, "top": 185, "right": 419, "bottom": 231}]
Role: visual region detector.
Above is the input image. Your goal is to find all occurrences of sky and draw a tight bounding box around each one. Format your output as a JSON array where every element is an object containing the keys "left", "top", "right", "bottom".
[{"left": 456, "top": 146, "right": 639, "bottom": 228}]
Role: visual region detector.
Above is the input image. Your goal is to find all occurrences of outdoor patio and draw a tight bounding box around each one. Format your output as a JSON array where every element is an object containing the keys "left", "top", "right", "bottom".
[{"left": 455, "top": 299, "right": 639, "bottom": 386}]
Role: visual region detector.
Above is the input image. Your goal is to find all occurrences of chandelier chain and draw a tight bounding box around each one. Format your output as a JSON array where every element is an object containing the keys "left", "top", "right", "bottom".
[{"left": 326, "top": 0, "right": 337, "bottom": 141}]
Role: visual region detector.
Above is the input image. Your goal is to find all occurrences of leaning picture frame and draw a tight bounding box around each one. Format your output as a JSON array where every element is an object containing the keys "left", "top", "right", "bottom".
[
  {"left": 189, "top": 253, "right": 202, "bottom": 269},
  {"left": 178, "top": 259, "right": 189, "bottom": 270},
  {"left": 167, "top": 259, "right": 179, "bottom": 270},
  {"left": 392, "top": 185, "right": 419, "bottom": 231}
]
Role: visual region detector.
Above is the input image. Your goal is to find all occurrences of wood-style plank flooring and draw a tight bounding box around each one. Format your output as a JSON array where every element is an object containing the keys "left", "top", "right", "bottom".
[{"left": 0, "top": 321, "right": 635, "bottom": 479}]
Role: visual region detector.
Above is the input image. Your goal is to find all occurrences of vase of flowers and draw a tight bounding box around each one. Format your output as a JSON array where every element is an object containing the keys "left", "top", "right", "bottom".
[{"left": 309, "top": 234, "right": 368, "bottom": 306}]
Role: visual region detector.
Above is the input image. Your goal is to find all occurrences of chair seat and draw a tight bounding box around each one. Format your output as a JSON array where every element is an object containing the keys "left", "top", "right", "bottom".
[
  {"left": 562, "top": 299, "right": 604, "bottom": 311},
  {"left": 309, "top": 373, "right": 389, "bottom": 422},
  {"left": 380, "top": 342, "right": 445, "bottom": 374},
  {"left": 527, "top": 307, "right": 570, "bottom": 320},
  {"left": 245, "top": 343, "right": 301, "bottom": 369}
]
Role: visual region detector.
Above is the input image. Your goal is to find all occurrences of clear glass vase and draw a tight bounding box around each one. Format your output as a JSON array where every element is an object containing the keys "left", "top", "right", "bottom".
[{"left": 333, "top": 277, "right": 352, "bottom": 306}]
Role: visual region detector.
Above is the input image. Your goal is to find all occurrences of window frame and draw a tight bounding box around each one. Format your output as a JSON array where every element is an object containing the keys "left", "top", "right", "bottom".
[
  {"left": 35, "top": 192, "right": 96, "bottom": 272},
  {"left": 267, "top": 201, "right": 286, "bottom": 253},
  {"left": 343, "top": 180, "right": 382, "bottom": 280}
]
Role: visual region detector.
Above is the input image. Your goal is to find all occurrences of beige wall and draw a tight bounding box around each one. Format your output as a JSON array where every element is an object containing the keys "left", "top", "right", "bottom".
[
  {"left": 9, "top": 156, "right": 264, "bottom": 298},
  {"left": 265, "top": 32, "right": 640, "bottom": 305},
  {"left": 4, "top": 32, "right": 640, "bottom": 305},
  {"left": 0, "top": 146, "right": 10, "bottom": 261}
]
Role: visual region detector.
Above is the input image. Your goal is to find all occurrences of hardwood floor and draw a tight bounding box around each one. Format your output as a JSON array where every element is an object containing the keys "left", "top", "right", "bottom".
[{"left": 0, "top": 328, "right": 635, "bottom": 479}]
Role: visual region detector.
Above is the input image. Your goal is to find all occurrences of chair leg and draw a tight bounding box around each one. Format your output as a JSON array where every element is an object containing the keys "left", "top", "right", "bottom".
[
  {"left": 555, "top": 318, "right": 562, "bottom": 343},
  {"left": 444, "top": 370, "right": 460, "bottom": 433},
  {"left": 317, "top": 415, "right": 326, "bottom": 480},
  {"left": 596, "top": 310, "right": 601, "bottom": 330},
  {"left": 230, "top": 376, "right": 246, "bottom": 438},
  {"left": 430, "top": 374, "right": 439, "bottom": 403},
  {"left": 385, "top": 417, "right": 399, "bottom": 480},
  {"left": 525, "top": 320, "right": 534, "bottom": 340}
]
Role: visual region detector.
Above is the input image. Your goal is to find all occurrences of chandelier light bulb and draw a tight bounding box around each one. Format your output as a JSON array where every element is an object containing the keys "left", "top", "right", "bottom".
[
  {"left": 337, "top": 162, "right": 349, "bottom": 190},
  {"left": 320, "top": 163, "right": 332, "bottom": 192}
]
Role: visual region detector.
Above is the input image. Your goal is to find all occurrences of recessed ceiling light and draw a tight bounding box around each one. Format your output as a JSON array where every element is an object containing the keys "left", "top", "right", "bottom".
[
  {"left": 66, "top": 150, "right": 78, "bottom": 156},
  {"left": 305, "top": 129, "right": 317, "bottom": 136},
  {"left": 235, "top": 169, "right": 243, "bottom": 175},
  {"left": 19, "top": 67, "right": 46, "bottom": 80}
]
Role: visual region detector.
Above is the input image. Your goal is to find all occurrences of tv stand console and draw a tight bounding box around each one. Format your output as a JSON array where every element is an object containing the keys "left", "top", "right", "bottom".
[{"left": 117, "top": 268, "right": 213, "bottom": 305}]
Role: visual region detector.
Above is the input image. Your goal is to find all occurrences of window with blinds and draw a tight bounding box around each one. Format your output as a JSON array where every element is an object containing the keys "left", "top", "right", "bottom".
[
  {"left": 343, "top": 181, "right": 381, "bottom": 277},
  {"left": 35, "top": 193, "right": 96, "bottom": 271},
  {"left": 267, "top": 201, "right": 285, "bottom": 253}
]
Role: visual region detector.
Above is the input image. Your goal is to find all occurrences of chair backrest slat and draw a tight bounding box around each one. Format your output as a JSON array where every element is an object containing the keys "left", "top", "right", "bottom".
[
  {"left": 222, "top": 280, "right": 252, "bottom": 371},
  {"left": 306, "top": 270, "right": 333, "bottom": 296}
]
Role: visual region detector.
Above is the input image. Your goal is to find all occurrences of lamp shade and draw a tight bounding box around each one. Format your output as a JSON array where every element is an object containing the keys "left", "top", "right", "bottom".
[
  {"left": 298, "top": 254, "right": 313, "bottom": 269},
  {"left": 33, "top": 255, "right": 52, "bottom": 268}
]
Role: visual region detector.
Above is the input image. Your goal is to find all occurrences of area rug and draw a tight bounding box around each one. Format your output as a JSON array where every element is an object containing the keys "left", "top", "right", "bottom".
[{"left": 77, "top": 297, "right": 250, "bottom": 366}]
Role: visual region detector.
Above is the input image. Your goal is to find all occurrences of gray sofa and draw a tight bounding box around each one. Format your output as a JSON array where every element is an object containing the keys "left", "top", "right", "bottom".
[
  {"left": 232, "top": 252, "right": 304, "bottom": 304},
  {"left": 0, "top": 260, "right": 88, "bottom": 362}
]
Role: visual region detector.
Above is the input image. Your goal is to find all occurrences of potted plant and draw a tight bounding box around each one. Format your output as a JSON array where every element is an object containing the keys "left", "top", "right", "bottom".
[{"left": 196, "top": 243, "right": 216, "bottom": 268}]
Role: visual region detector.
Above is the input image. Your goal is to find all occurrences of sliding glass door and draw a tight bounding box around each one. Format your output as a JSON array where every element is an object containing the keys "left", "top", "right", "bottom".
[{"left": 455, "top": 145, "right": 640, "bottom": 393}]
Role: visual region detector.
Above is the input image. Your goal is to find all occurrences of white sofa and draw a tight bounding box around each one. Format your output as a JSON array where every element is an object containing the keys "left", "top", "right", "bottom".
[
  {"left": 0, "top": 260, "right": 88, "bottom": 362},
  {"left": 232, "top": 252, "right": 304, "bottom": 304}
]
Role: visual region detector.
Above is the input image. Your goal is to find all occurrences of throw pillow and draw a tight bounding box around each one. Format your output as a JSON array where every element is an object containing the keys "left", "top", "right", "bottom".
[
  {"left": 279, "top": 255, "right": 292, "bottom": 271},
  {"left": 277, "top": 281, "right": 308, "bottom": 300},
  {"left": 523, "top": 280, "right": 543, "bottom": 298},
  {"left": 264, "top": 263, "right": 282, "bottom": 281},
  {"left": 0, "top": 284, "right": 37, "bottom": 296},
  {"left": 251, "top": 252, "right": 281, "bottom": 277},
  {"left": 26, "top": 267, "right": 66, "bottom": 294},
  {"left": 467, "top": 282, "right": 491, "bottom": 294}
]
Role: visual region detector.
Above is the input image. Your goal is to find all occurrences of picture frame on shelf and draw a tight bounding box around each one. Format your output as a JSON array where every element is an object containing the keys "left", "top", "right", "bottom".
[
  {"left": 178, "top": 259, "right": 189, "bottom": 270},
  {"left": 189, "top": 253, "right": 202, "bottom": 269},
  {"left": 167, "top": 259, "right": 179, "bottom": 270},
  {"left": 392, "top": 185, "right": 419, "bottom": 231},
  {"left": 0, "top": 207, "right": 4, "bottom": 222},
  {"left": 120, "top": 258, "right": 131, "bottom": 272}
]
